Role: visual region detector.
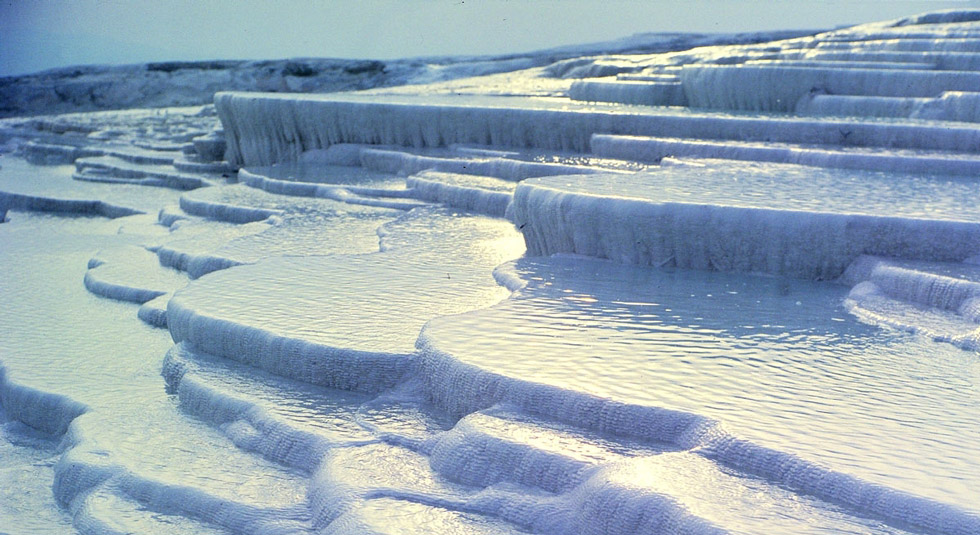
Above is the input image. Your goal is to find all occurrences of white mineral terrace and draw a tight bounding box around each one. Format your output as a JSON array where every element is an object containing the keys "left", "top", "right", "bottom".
[{"left": 2, "top": 9, "right": 980, "bottom": 535}]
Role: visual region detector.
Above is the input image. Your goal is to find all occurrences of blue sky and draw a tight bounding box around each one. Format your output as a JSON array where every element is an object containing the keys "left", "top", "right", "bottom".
[{"left": 3, "top": 0, "right": 979, "bottom": 76}]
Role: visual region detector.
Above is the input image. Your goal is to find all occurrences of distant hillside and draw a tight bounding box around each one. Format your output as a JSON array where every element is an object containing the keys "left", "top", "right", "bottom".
[{"left": 0, "top": 30, "right": 816, "bottom": 118}]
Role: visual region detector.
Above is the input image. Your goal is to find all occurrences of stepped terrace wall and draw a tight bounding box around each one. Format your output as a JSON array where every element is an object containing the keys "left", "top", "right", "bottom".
[{"left": 214, "top": 92, "right": 980, "bottom": 167}]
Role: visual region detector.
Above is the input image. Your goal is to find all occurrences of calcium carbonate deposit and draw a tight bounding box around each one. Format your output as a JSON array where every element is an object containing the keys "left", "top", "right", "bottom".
[{"left": 3, "top": 9, "right": 980, "bottom": 535}]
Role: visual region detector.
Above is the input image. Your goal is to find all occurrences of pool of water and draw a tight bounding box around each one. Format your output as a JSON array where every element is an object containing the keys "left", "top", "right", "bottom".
[
  {"left": 526, "top": 160, "right": 980, "bottom": 220},
  {"left": 0, "top": 212, "right": 311, "bottom": 532},
  {"left": 420, "top": 255, "right": 980, "bottom": 512},
  {"left": 0, "top": 157, "right": 182, "bottom": 213}
]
